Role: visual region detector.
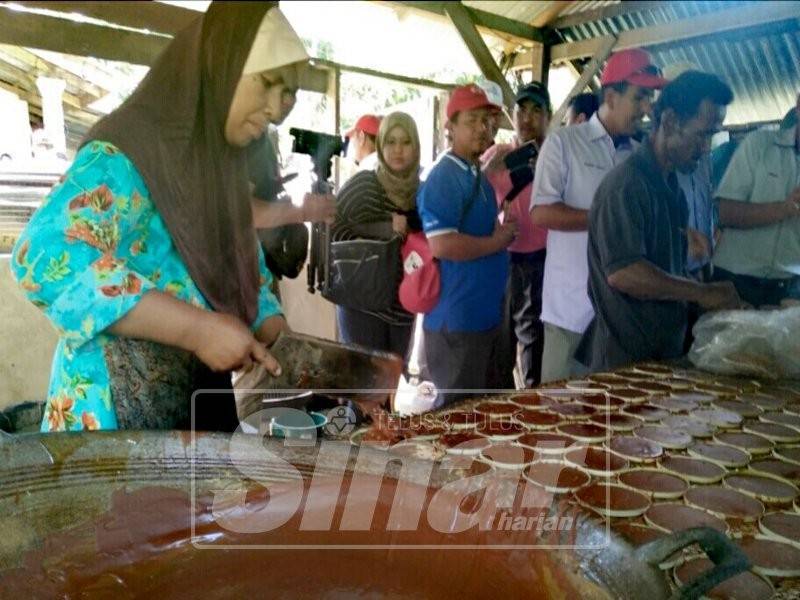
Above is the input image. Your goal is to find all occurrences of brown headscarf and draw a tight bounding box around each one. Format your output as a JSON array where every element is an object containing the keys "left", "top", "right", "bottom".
[
  {"left": 85, "top": 2, "right": 275, "bottom": 324},
  {"left": 375, "top": 112, "right": 421, "bottom": 212}
]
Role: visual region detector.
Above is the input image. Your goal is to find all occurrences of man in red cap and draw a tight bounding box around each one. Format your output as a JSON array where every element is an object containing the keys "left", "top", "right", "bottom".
[
  {"left": 531, "top": 48, "right": 668, "bottom": 383},
  {"left": 345, "top": 114, "right": 382, "bottom": 170},
  {"left": 417, "top": 84, "right": 518, "bottom": 406},
  {"left": 577, "top": 71, "right": 744, "bottom": 371}
]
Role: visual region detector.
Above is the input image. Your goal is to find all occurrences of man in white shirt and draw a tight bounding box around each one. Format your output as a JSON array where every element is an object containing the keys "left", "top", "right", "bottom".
[
  {"left": 345, "top": 114, "right": 382, "bottom": 170},
  {"left": 530, "top": 49, "right": 668, "bottom": 382},
  {"left": 712, "top": 93, "right": 800, "bottom": 307}
]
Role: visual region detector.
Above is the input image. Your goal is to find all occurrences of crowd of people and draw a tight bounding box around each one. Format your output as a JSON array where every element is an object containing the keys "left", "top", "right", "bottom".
[
  {"left": 10, "top": 3, "right": 800, "bottom": 431},
  {"left": 331, "top": 48, "right": 800, "bottom": 408}
]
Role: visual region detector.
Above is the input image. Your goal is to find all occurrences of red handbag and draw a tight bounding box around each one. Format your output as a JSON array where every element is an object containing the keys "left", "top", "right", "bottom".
[
  {"left": 398, "top": 231, "right": 440, "bottom": 313},
  {"left": 399, "top": 166, "right": 482, "bottom": 314}
]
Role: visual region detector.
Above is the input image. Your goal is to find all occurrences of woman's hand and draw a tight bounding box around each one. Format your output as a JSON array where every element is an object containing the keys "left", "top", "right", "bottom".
[
  {"left": 190, "top": 311, "right": 282, "bottom": 375},
  {"left": 392, "top": 213, "right": 409, "bottom": 237}
]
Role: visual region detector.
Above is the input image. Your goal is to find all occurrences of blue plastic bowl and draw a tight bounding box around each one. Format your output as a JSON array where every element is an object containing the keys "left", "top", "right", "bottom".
[{"left": 269, "top": 410, "right": 328, "bottom": 440}]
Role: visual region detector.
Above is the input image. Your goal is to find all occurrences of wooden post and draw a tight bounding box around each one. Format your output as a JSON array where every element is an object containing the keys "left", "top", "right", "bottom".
[
  {"left": 541, "top": 43, "right": 551, "bottom": 89},
  {"left": 331, "top": 67, "right": 341, "bottom": 192},
  {"left": 443, "top": 1, "right": 515, "bottom": 110},
  {"left": 433, "top": 91, "right": 450, "bottom": 158},
  {"left": 528, "top": 42, "right": 551, "bottom": 87}
]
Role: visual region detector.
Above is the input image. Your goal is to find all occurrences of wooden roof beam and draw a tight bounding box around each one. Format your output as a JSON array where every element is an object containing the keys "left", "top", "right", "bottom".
[
  {"left": 12, "top": 1, "right": 200, "bottom": 35},
  {"left": 530, "top": 1, "right": 572, "bottom": 28},
  {"left": 0, "top": 59, "right": 100, "bottom": 112},
  {"left": 444, "top": 2, "right": 515, "bottom": 110},
  {"left": 28, "top": 47, "right": 133, "bottom": 91},
  {"left": 0, "top": 4, "right": 169, "bottom": 65},
  {"left": 311, "top": 58, "right": 454, "bottom": 91},
  {"left": 0, "top": 45, "right": 107, "bottom": 101},
  {"left": 0, "top": 80, "right": 97, "bottom": 128},
  {"left": 381, "top": 1, "right": 544, "bottom": 45},
  {"left": 0, "top": 5, "right": 329, "bottom": 93}
]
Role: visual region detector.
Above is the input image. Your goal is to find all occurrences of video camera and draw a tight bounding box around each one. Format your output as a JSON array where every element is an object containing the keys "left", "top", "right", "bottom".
[
  {"left": 502, "top": 141, "right": 539, "bottom": 204},
  {"left": 289, "top": 127, "right": 348, "bottom": 294},
  {"left": 289, "top": 128, "right": 348, "bottom": 186}
]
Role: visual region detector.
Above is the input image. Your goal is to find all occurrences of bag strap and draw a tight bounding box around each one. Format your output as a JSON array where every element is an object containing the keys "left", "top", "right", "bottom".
[{"left": 458, "top": 167, "right": 482, "bottom": 231}]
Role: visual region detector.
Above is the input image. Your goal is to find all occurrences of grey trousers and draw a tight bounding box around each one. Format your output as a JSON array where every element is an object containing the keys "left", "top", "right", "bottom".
[{"left": 540, "top": 322, "right": 589, "bottom": 384}]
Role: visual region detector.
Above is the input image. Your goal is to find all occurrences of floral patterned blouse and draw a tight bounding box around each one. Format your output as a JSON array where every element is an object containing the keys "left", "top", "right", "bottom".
[{"left": 10, "top": 141, "right": 282, "bottom": 432}]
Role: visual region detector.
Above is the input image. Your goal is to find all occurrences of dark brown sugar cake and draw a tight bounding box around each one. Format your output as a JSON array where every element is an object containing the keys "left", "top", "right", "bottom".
[{"left": 351, "top": 364, "right": 800, "bottom": 596}]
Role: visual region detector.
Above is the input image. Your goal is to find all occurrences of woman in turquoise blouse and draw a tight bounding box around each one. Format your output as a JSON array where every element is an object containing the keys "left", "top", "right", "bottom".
[{"left": 10, "top": 3, "right": 307, "bottom": 432}]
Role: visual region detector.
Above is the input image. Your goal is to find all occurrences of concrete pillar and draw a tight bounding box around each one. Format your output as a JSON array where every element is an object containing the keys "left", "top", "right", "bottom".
[
  {"left": 0, "top": 88, "right": 32, "bottom": 161},
  {"left": 35, "top": 76, "right": 67, "bottom": 157}
]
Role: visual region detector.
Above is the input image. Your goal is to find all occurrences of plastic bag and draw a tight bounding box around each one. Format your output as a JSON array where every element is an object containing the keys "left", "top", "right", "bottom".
[{"left": 689, "top": 306, "right": 800, "bottom": 379}]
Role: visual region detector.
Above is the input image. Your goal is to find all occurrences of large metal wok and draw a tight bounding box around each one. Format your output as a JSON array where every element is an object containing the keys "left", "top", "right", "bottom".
[{"left": 0, "top": 431, "right": 747, "bottom": 599}]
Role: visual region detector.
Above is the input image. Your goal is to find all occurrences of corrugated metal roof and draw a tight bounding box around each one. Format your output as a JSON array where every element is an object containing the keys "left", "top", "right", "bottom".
[
  {"left": 555, "top": 0, "right": 800, "bottom": 126},
  {"left": 463, "top": 0, "right": 621, "bottom": 21},
  {"left": 557, "top": 1, "right": 756, "bottom": 43}
]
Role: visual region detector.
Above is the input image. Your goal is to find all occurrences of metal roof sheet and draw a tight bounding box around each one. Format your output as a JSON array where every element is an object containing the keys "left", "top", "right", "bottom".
[{"left": 555, "top": 1, "right": 799, "bottom": 125}]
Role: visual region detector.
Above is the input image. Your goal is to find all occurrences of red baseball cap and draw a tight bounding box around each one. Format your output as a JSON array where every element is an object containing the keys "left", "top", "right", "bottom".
[
  {"left": 345, "top": 114, "right": 382, "bottom": 138},
  {"left": 600, "top": 49, "right": 669, "bottom": 89},
  {"left": 447, "top": 84, "right": 502, "bottom": 120}
]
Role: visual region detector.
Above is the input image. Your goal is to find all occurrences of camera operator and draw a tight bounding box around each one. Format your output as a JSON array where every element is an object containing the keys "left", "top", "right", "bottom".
[
  {"left": 249, "top": 111, "right": 336, "bottom": 233},
  {"left": 247, "top": 127, "right": 335, "bottom": 285},
  {"left": 481, "top": 82, "right": 551, "bottom": 387}
]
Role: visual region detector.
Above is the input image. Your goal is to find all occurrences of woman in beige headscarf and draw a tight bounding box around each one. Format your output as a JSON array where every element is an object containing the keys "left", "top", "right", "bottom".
[
  {"left": 11, "top": 3, "right": 309, "bottom": 432},
  {"left": 331, "top": 111, "right": 421, "bottom": 358}
]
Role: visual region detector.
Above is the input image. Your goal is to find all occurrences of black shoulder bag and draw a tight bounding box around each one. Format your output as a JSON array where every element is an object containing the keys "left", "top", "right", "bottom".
[
  {"left": 249, "top": 134, "right": 308, "bottom": 280},
  {"left": 322, "top": 218, "right": 401, "bottom": 312}
]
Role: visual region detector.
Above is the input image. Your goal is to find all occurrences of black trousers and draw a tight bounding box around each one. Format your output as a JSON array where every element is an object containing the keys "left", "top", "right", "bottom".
[
  {"left": 499, "top": 250, "right": 546, "bottom": 388},
  {"left": 421, "top": 326, "right": 502, "bottom": 409},
  {"left": 712, "top": 267, "right": 800, "bottom": 308},
  {"left": 336, "top": 306, "right": 414, "bottom": 360}
]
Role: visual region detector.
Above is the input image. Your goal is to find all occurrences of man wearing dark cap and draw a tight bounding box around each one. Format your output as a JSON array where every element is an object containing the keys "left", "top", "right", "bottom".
[
  {"left": 482, "top": 82, "right": 551, "bottom": 387},
  {"left": 577, "top": 71, "right": 745, "bottom": 371},
  {"left": 418, "top": 84, "right": 517, "bottom": 406},
  {"left": 345, "top": 114, "right": 382, "bottom": 170},
  {"left": 531, "top": 48, "right": 667, "bottom": 382}
]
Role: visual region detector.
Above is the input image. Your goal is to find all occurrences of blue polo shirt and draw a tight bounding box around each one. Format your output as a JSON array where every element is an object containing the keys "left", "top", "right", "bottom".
[{"left": 418, "top": 151, "right": 508, "bottom": 333}]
